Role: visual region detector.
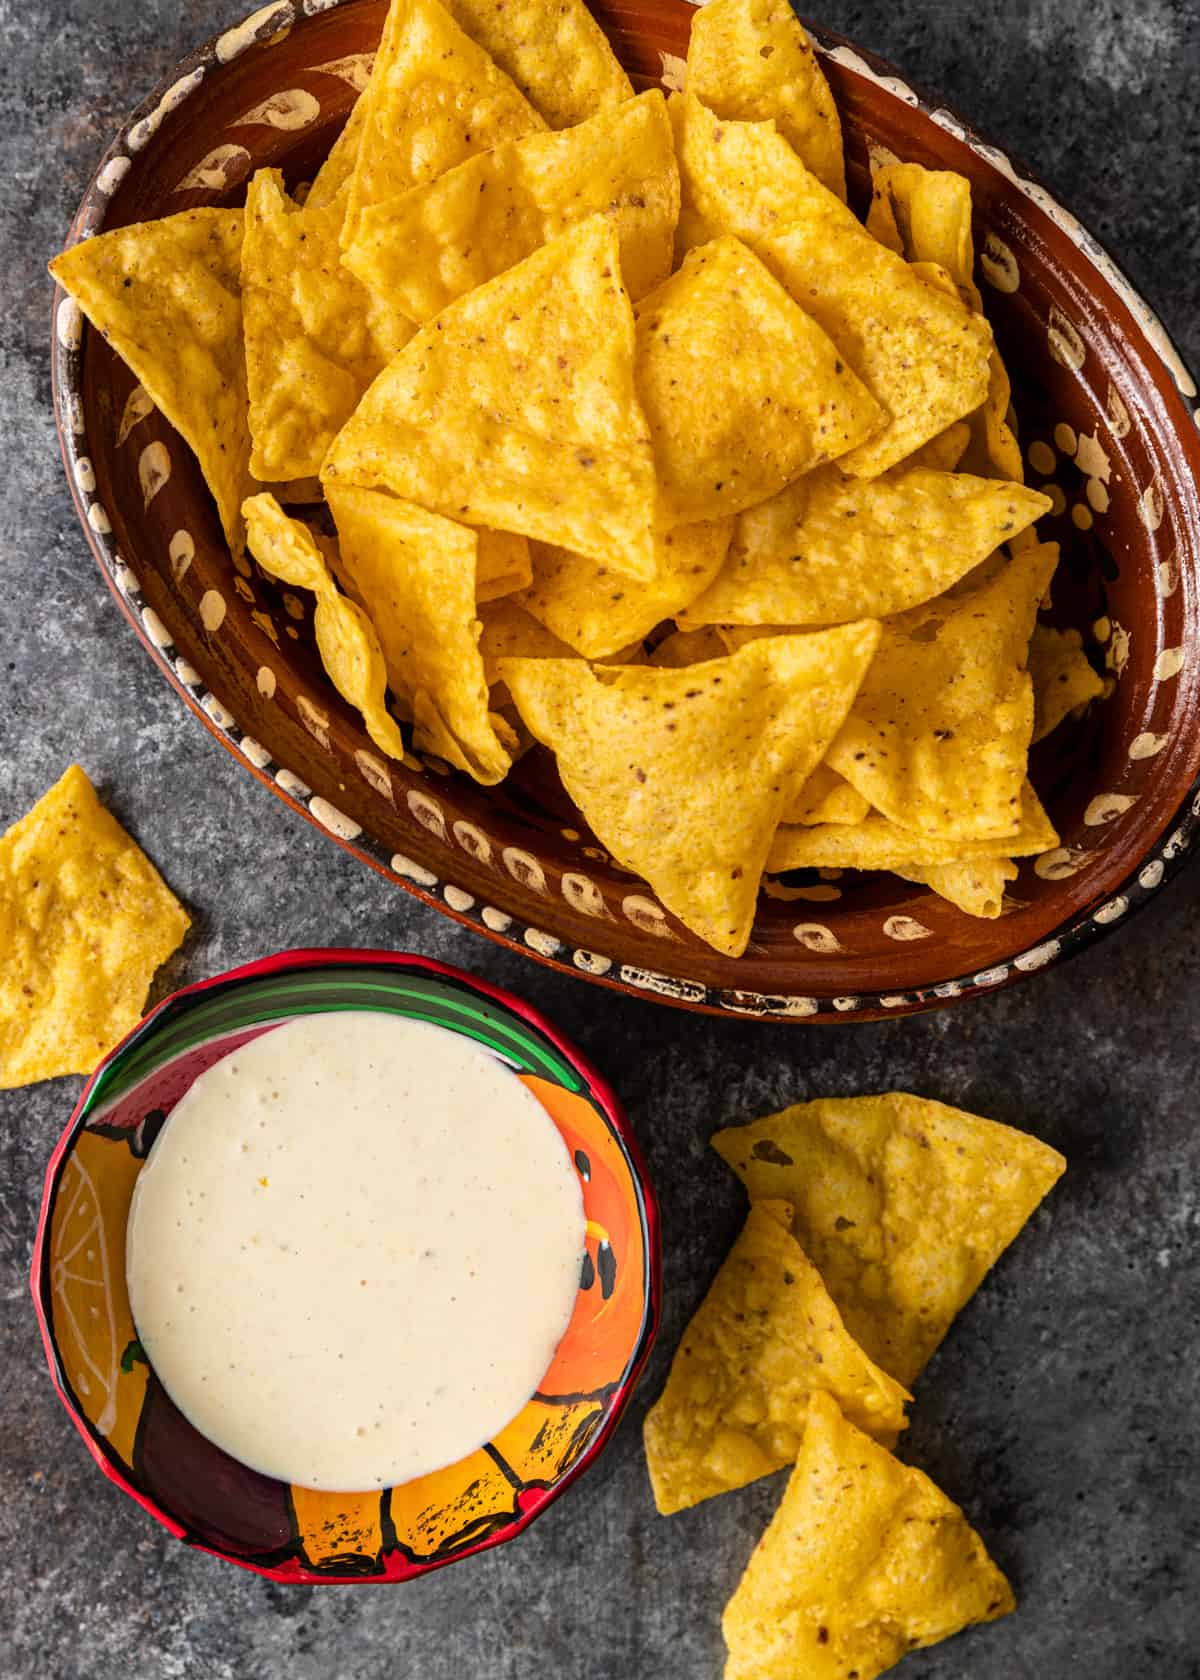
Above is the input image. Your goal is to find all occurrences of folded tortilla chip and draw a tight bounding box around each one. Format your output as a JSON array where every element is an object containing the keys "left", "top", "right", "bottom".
[
  {"left": 643, "top": 1201, "right": 908, "bottom": 1515},
  {"left": 895, "top": 857, "right": 1018, "bottom": 918},
  {"left": 244, "top": 493, "right": 409, "bottom": 762},
  {"left": 0, "top": 766, "right": 190, "bottom": 1088},
  {"left": 784, "top": 764, "right": 869, "bottom": 827},
  {"left": 324, "top": 216, "right": 659, "bottom": 581},
  {"left": 687, "top": 0, "right": 845, "bottom": 198},
  {"left": 341, "top": 0, "right": 545, "bottom": 247},
  {"left": 636, "top": 237, "right": 883, "bottom": 523},
  {"left": 722, "top": 1391, "right": 1015, "bottom": 1680},
  {"left": 50, "top": 209, "right": 252, "bottom": 557},
  {"left": 680, "top": 466, "right": 1049, "bottom": 627},
  {"left": 826, "top": 542, "right": 1059, "bottom": 839},
  {"left": 670, "top": 95, "right": 993, "bottom": 478},
  {"left": 444, "top": 0, "right": 632, "bottom": 129},
  {"left": 500, "top": 623, "right": 881, "bottom": 955},
  {"left": 647, "top": 625, "right": 730, "bottom": 667},
  {"left": 343, "top": 91, "right": 678, "bottom": 320},
  {"left": 326, "top": 483, "right": 512, "bottom": 782},
  {"left": 307, "top": 98, "right": 367, "bottom": 209},
  {"left": 242, "top": 170, "right": 414, "bottom": 485},
  {"left": 1030, "top": 624, "right": 1104, "bottom": 741},
  {"left": 767, "top": 780, "right": 1057, "bottom": 873},
  {"left": 518, "top": 520, "right": 732, "bottom": 658},
  {"left": 711, "top": 1092, "right": 1066, "bottom": 1387}
]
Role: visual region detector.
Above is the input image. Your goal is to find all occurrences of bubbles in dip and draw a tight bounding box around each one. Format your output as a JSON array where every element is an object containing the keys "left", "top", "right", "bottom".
[{"left": 126, "top": 1011, "right": 585, "bottom": 1491}]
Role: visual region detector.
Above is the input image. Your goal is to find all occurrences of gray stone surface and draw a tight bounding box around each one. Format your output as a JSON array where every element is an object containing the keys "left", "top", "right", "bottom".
[{"left": 3, "top": 0, "right": 1200, "bottom": 1674}]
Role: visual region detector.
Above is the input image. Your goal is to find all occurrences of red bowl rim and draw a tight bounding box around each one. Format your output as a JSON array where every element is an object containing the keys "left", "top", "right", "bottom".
[{"left": 30, "top": 945, "right": 662, "bottom": 1584}]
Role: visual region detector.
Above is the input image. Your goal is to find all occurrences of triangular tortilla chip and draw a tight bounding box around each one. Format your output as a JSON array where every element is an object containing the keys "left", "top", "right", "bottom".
[
  {"left": 647, "top": 625, "right": 730, "bottom": 667},
  {"left": 518, "top": 520, "right": 732, "bottom": 658},
  {"left": 244, "top": 494, "right": 409, "bottom": 762},
  {"left": 669, "top": 95, "right": 993, "bottom": 478},
  {"left": 636, "top": 237, "right": 883, "bottom": 523},
  {"left": 242, "top": 170, "right": 414, "bottom": 485},
  {"left": 711, "top": 1093, "right": 1066, "bottom": 1388},
  {"left": 50, "top": 209, "right": 252, "bottom": 557},
  {"left": 326, "top": 483, "right": 512, "bottom": 783},
  {"left": 644, "top": 1201, "right": 908, "bottom": 1515},
  {"left": 895, "top": 857, "right": 1018, "bottom": 918},
  {"left": 0, "top": 766, "right": 190, "bottom": 1088},
  {"left": 903, "top": 418, "right": 970, "bottom": 472},
  {"left": 826, "top": 542, "right": 1059, "bottom": 839},
  {"left": 476, "top": 529, "right": 532, "bottom": 603},
  {"left": 687, "top": 0, "right": 845, "bottom": 199},
  {"left": 444, "top": 0, "right": 632, "bottom": 129},
  {"left": 500, "top": 623, "right": 881, "bottom": 955},
  {"left": 723, "top": 1391, "right": 1015, "bottom": 1680},
  {"left": 343, "top": 91, "right": 678, "bottom": 321},
  {"left": 1030, "top": 624, "right": 1104, "bottom": 741},
  {"left": 324, "top": 216, "right": 659, "bottom": 580},
  {"left": 680, "top": 466, "right": 1049, "bottom": 627},
  {"left": 784, "top": 764, "right": 868, "bottom": 827},
  {"left": 766, "top": 780, "right": 1057, "bottom": 873},
  {"left": 341, "top": 0, "right": 545, "bottom": 247},
  {"left": 307, "top": 98, "right": 367, "bottom": 209}
]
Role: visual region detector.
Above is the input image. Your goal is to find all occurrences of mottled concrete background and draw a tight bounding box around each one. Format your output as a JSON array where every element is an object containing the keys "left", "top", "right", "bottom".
[{"left": 3, "top": 0, "right": 1200, "bottom": 1675}]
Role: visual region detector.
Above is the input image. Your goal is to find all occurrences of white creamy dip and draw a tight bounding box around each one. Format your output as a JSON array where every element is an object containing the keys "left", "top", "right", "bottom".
[{"left": 126, "top": 1010, "right": 584, "bottom": 1491}]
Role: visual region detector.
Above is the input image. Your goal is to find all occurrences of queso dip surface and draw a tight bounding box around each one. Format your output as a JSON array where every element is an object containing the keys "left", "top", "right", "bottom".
[{"left": 126, "top": 1010, "right": 585, "bottom": 1491}]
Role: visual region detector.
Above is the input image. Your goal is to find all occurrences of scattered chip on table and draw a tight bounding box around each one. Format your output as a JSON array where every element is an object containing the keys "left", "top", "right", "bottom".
[
  {"left": 722, "top": 1391, "right": 1016, "bottom": 1680},
  {"left": 443, "top": 0, "right": 632, "bottom": 130},
  {"left": 643, "top": 1201, "right": 909, "bottom": 1515},
  {"left": 50, "top": 208, "right": 252, "bottom": 557},
  {"left": 826, "top": 542, "right": 1060, "bottom": 840},
  {"left": 680, "top": 466, "right": 1049, "bottom": 627},
  {"left": 686, "top": 0, "right": 846, "bottom": 199},
  {"left": 635, "top": 236, "right": 884, "bottom": 523},
  {"left": 343, "top": 90, "right": 678, "bottom": 319},
  {"left": 1029, "top": 624, "right": 1104, "bottom": 741},
  {"left": 324, "top": 216, "right": 659, "bottom": 580},
  {"left": 0, "top": 766, "right": 190, "bottom": 1088},
  {"left": 500, "top": 623, "right": 881, "bottom": 955},
  {"left": 711, "top": 1091, "right": 1066, "bottom": 1387},
  {"left": 242, "top": 169, "right": 414, "bottom": 485}
]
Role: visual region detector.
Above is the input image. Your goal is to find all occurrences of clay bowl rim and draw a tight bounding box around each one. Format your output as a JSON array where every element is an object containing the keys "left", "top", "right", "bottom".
[
  {"left": 29, "top": 945, "right": 662, "bottom": 1584},
  {"left": 48, "top": 0, "right": 1200, "bottom": 1024}
]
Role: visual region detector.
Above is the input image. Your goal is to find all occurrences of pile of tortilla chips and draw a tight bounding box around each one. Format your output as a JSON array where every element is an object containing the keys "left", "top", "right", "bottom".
[
  {"left": 51, "top": 0, "right": 1102, "bottom": 956},
  {"left": 644, "top": 1090, "right": 1065, "bottom": 1679}
]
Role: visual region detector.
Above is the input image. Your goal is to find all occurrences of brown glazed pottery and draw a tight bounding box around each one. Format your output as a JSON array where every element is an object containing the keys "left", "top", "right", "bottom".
[{"left": 50, "top": 0, "right": 1200, "bottom": 1021}]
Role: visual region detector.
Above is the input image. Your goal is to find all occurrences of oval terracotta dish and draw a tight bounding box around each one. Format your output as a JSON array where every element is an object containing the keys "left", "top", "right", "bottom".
[
  {"left": 50, "top": 0, "right": 1200, "bottom": 1021},
  {"left": 31, "top": 948, "right": 659, "bottom": 1582}
]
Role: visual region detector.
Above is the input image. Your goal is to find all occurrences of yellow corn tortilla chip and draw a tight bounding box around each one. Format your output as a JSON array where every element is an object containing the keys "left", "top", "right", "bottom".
[
  {"left": 896, "top": 857, "right": 1018, "bottom": 918},
  {"left": 643, "top": 1201, "right": 908, "bottom": 1515},
  {"left": 476, "top": 529, "right": 533, "bottom": 603},
  {"left": 343, "top": 91, "right": 678, "bottom": 322},
  {"left": 636, "top": 237, "right": 883, "bottom": 524},
  {"left": 1030, "top": 624, "right": 1104, "bottom": 741},
  {"left": 242, "top": 170, "right": 414, "bottom": 485},
  {"left": 826, "top": 542, "right": 1059, "bottom": 839},
  {"left": 687, "top": 0, "right": 845, "bottom": 199},
  {"left": 444, "top": 0, "right": 632, "bottom": 129},
  {"left": 904, "top": 418, "right": 971, "bottom": 472},
  {"left": 479, "top": 599, "right": 578, "bottom": 680},
  {"left": 680, "top": 466, "right": 1049, "bottom": 627},
  {"left": 767, "top": 780, "right": 1057, "bottom": 873},
  {"left": 307, "top": 98, "right": 367, "bottom": 209},
  {"left": 50, "top": 209, "right": 252, "bottom": 558},
  {"left": 0, "top": 766, "right": 190, "bottom": 1088},
  {"left": 324, "top": 216, "right": 659, "bottom": 581},
  {"left": 518, "top": 521, "right": 732, "bottom": 659},
  {"left": 326, "top": 483, "right": 512, "bottom": 783},
  {"left": 341, "top": 0, "right": 545, "bottom": 247},
  {"left": 648, "top": 625, "right": 730, "bottom": 667},
  {"left": 670, "top": 95, "right": 993, "bottom": 478},
  {"left": 244, "top": 493, "right": 409, "bottom": 762},
  {"left": 500, "top": 624, "right": 881, "bottom": 955},
  {"left": 784, "top": 764, "right": 868, "bottom": 827},
  {"left": 722, "top": 1391, "right": 1015, "bottom": 1680},
  {"left": 712, "top": 1092, "right": 1066, "bottom": 1387}
]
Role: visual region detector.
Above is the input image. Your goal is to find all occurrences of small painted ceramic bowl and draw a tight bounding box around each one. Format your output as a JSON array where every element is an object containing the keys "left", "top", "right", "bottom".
[
  {"left": 51, "top": 0, "right": 1200, "bottom": 1021},
  {"left": 30, "top": 949, "right": 659, "bottom": 1583}
]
